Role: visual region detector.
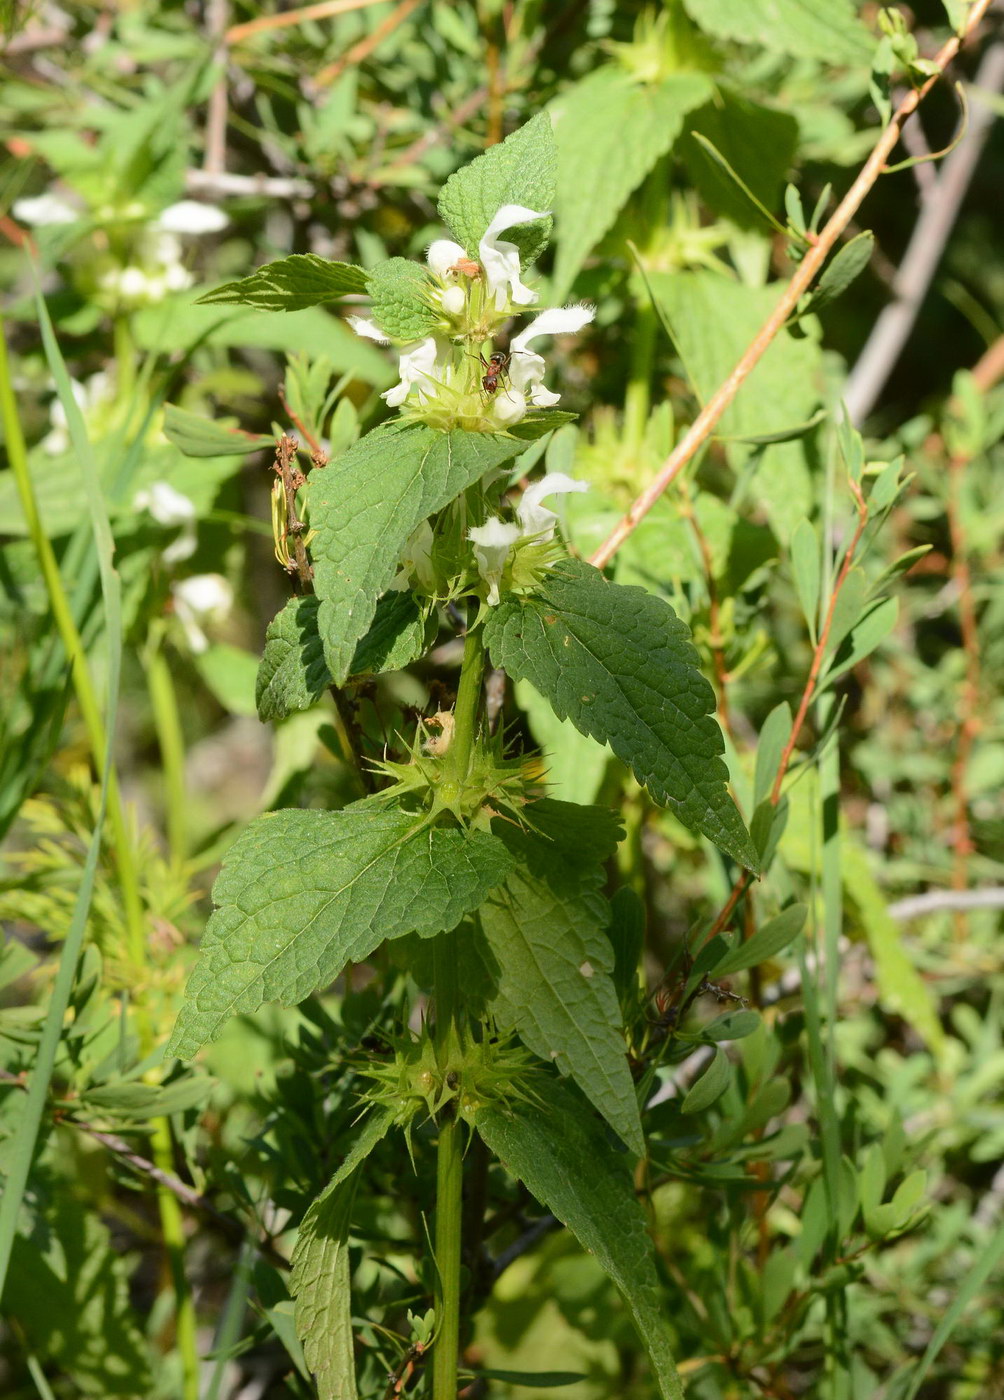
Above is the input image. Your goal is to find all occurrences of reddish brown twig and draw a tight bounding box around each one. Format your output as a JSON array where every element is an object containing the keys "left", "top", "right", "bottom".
[
  {"left": 946, "top": 451, "right": 981, "bottom": 932},
  {"left": 311, "top": 0, "right": 424, "bottom": 88},
  {"left": 226, "top": 0, "right": 385, "bottom": 44},
  {"left": 679, "top": 478, "right": 732, "bottom": 737},
  {"left": 590, "top": 0, "right": 994, "bottom": 571}
]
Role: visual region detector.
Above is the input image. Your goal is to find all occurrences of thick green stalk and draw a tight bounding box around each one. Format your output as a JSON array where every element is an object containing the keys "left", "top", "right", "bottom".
[{"left": 432, "top": 1109, "right": 464, "bottom": 1400}]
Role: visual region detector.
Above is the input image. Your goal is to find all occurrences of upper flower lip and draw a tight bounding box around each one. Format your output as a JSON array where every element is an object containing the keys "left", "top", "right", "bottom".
[{"left": 479, "top": 204, "right": 550, "bottom": 311}]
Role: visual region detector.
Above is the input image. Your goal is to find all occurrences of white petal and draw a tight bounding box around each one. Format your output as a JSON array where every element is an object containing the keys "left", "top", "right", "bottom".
[
  {"left": 135, "top": 480, "right": 197, "bottom": 526},
  {"left": 528, "top": 382, "right": 561, "bottom": 408},
  {"left": 511, "top": 304, "right": 595, "bottom": 353},
  {"left": 156, "top": 200, "right": 229, "bottom": 235},
  {"left": 172, "top": 573, "right": 233, "bottom": 617},
  {"left": 469, "top": 516, "right": 520, "bottom": 605},
  {"left": 162, "top": 524, "right": 198, "bottom": 565},
  {"left": 440, "top": 284, "right": 466, "bottom": 316},
  {"left": 508, "top": 347, "right": 560, "bottom": 408},
  {"left": 482, "top": 204, "right": 551, "bottom": 243},
  {"left": 347, "top": 315, "right": 390, "bottom": 344},
  {"left": 516, "top": 471, "right": 588, "bottom": 541},
  {"left": 381, "top": 337, "right": 440, "bottom": 407},
  {"left": 479, "top": 204, "right": 549, "bottom": 312},
  {"left": 427, "top": 239, "right": 467, "bottom": 277},
  {"left": 13, "top": 192, "right": 79, "bottom": 226},
  {"left": 492, "top": 388, "right": 527, "bottom": 425},
  {"left": 117, "top": 267, "right": 154, "bottom": 300}
]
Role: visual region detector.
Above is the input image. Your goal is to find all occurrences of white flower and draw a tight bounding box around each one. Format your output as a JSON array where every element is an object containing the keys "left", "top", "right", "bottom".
[
  {"left": 479, "top": 204, "right": 549, "bottom": 311},
  {"left": 156, "top": 201, "right": 229, "bottom": 235},
  {"left": 492, "top": 387, "right": 527, "bottom": 426},
  {"left": 135, "top": 481, "right": 198, "bottom": 564},
  {"left": 468, "top": 517, "right": 521, "bottom": 606},
  {"left": 382, "top": 337, "right": 441, "bottom": 408},
  {"left": 43, "top": 372, "right": 113, "bottom": 455},
  {"left": 348, "top": 315, "right": 390, "bottom": 344},
  {"left": 440, "top": 284, "right": 466, "bottom": 316},
  {"left": 427, "top": 239, "right": 467, "bottom": 277},
  {"left": 509, "top": 304, "right": 595, "bottom": 408},
  {"left": 13, "top": 192, "right": 79, "bottom": 226},
  {"left": 170, "top": 574, "right": 233, "bottom": 654},
  {"left": 516, "top": 471, "right": 588, "bottom": 541}
]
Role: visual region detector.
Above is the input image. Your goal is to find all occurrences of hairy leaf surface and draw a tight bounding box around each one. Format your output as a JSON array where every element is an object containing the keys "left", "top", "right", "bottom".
[
  {"left": 168, "top": 806, "right": 514, "bottom": 1058},
  {"left": 366, "top": 257, "right": 438, "bottom": 342},
  {"left": 310, "top": 421, "right": 521, "bottom": 683},
  {"left": 682, "top": 0, "right": 870, "bottom": 61},
  {"left": 291, "top": 1109, "right": 394, "bottom": 1400},
  {"left": 485, "top": 560, "right": 756, "bottom": 870},
  {"left": 476, "top": 1087, "right": 683, "bottom": 1400},
  {"left": 480, "top": 803, "right": 642, "bottom": 1154}
]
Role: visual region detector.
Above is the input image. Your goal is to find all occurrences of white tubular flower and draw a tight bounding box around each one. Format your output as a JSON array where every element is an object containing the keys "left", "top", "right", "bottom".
[
  {"left": 440, "top": 285, "right": 466, "bottom": 316},
  {"left": 516, "top": 472, "right": 589, "bottom": 541},
  {"left": 382, "top": 337, "right": 441, "bottom": 408},
  {"left": 468, "top": 517, "right": 521, "bottom": 606},
  {"left": 348, "top": 315, "right": 390, "bottom": 344},
  {"left": 156, "top": 201, "right": 229, "bottom": 235},
  {"left": 135, "top": 481, "right": 198, "bottom": 564},
  {"left": 170, "top": 574, "right": 233, "bottom": 654},
  {"left": 492, "top": 387, "right": 527, "bottom": 426},
  {"left": 13, "top": 192, "right": 80, "bottom": 226},
  {"left": 427, "top": 239, "right": 467, "bottom": 277},
  {"left": 479, "top": 204, "right": 549, "bottom": 310},
  {"left": 510, "top": 304, "right": 595, "bottom": 408}
]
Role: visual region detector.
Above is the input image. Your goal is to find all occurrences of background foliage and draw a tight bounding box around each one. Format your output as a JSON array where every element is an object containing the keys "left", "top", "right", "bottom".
[{"left": 0, "top": 2, "right": 1002, "bottom": 1398}]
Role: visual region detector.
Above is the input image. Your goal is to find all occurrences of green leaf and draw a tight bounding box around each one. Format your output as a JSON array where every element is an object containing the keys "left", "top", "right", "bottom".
[
  {"left": 470, "top": 1371, "right": 588, "bottom": 1388},
  {"left": 196, "top": 255, "right": 369, "bottom": 311},
  {"left": 195, "top": 643, "right": 259, "bottom": 717},
  {"left": 681, "top": 1047, "right": 730, "bottom": 1113},
  {"left": 711, "top": 904, "right": 806, "bottom": 976},
  {"left": 10, "top": 1185, "right": 152, "bottom": 1394},
  {"left": 702, "top": 1008, "right": 761, "bottom": 1042},
  {"left": 647, "top": 270, "right": 822, "bottom": 542},
  {"left": 484, "top": 559, "right": 756, "bottom": 871},
  {"left": 687, "top": 132, "right": 788, "bottom": 237},
  {"left": 310, "top": 421, "right": 521, "bottom": 684},
  {"left": 754, "top": 702, "right": 792, "bottom": 808},
  {"left": 790, "top": 519, "right": 821, "bottom": 640},
  {"left": 682, "top": 90, "right": 799, "bottom": 233},
  {"left": 549, "top": 68, "right": 712, "bottom": 299},
  {"left": 437, "top": 113, "right": 556, "bottom": 268},
  {"left": 801, "top": 231, "right": 875, "bottom": 315},
  {"left": 291, "top": 1109, "right": 394, "bottom": 1400},
  {"left": 163, "top": 404, "right": 274, "bottom": 457},
  {"left": 514, "top": 678, "right": 609, "bottom": 805},
  {"left": 824, "top": 597, "right": 899, "bottom": 682},
  {"left": 167, "top": 804, "right": 515, "bottom": 1058},
  {"left": 256, "top": 592, "right": 427, "bottom": 722},
  {"left": 366, "top": 257, "right": 439, "bottom": 343},
  {"left": 682, "top": 0, "right": 871, "bottom": 62},
  {"left": 479, "top": 804, "right": 643, "bottom": 1155},
  {"left": 475, "top": 1085, "right": 683, "bottom": 1400}
]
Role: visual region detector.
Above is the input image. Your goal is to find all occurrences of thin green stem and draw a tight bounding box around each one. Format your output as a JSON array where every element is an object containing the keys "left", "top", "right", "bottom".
[
  {"left": 432, "top": 1109, "right": 464, "bottom": 1400},
  {"left": 623, "top": 159, "right": 668, "bottom": 453},
  {"left": 449, "top": 617, "right": 485, "bottom": 781},
  {"left": 145, "top": 636, "right": 189, "bottom": 866},
  {"left": 151, "top": 1118, "right": 200, "bottom": 1400}
]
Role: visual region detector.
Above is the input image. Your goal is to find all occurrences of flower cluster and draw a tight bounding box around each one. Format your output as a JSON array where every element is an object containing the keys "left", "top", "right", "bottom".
[
  {"left": 348, "top": 203, "right": 594, "bottom": 432},
  {"left": 468, "top": 472, "right": 587, "bottom": 606}
]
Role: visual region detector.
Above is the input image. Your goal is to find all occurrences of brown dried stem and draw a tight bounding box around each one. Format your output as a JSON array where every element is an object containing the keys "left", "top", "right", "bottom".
[
  {"left": 226, "top": 0, "right": 385, "bottom": 44},
  {"left": 311, "top": 0, "right": 424, "bottom": 89},
  {"left": 589, "top": 0, "right": 995, "bottom": 571}
]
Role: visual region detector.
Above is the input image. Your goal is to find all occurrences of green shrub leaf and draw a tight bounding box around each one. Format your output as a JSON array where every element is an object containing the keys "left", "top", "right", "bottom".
[
  {"left": 197, "top": 255, "right": 368, "bottom": 311},
  {"left": 366, "top": 257, "right": 439, "bottom": 343},
  {"left": 711, "top": 904, "right": 807, "bottom": 976},
  {"left": 484, "top": 559, "right": 757, "bottom": 870},
  {"left": 682, "top": 0, "right": 871, "bottom": 62},
  {"left": 163, "top": 403, "right": 274, "bottom": 457},
  {"left": 168, "top": 806, "right": 514, "bottom": 1058}
]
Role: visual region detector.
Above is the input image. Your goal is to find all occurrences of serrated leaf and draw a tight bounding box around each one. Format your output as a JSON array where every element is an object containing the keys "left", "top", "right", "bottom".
[
  {"left": 790, "top": 519, "right": 821, "bottom": 640},
  {"left": 163, "top": 403, "right": 274, "bottom": 458},
  {"left": 754, "top": 702, "right": 792, "bottom": 808},
  {"left": 197, "top": 255, "right": 368, "bottom": 311},
  {"left": 801, "top": 231, "right": 874, "bottom": 315},
  {"left": 437, "top": 113, "right": 556, "bottom": 268},
  {"left": 484, "top": 559, "right": 756, "bottom": 871},
  {"left": 711, "top": 904, "right": 806, "bottom": 976},
  {"left": 256, "top": 592, "right": 427, "bottom": 722},
  {"left": 475, "top": 1085, "right": 683, "bottom": 1400},
  {"left": 310, "top": 421, "right": 521, "bottom": 684},
  {"left": 549, "top": 68, "right": 712, "bottom": 299},
  {"left": 366, "top": 257, "right": 439, "bottom": 343},
  {"left": 291, "top": 1109, "right": 394, "bottom": 1400},
  {"left": 168, "top": 805, "right": 514, "bottom": 1058},
  {"left": 479, "top": 804, "right": 642, "bottom": 1155},
  {"left": 681, "top": 1048, "right": 730, "bottom": 1113},
  {"left": 682, "top": 0, "right": 871, "bottom": 62}
]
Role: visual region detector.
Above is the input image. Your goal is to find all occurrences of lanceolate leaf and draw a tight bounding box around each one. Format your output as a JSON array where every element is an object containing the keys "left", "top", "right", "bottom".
[
  {"left": 549, "top": 67, "right": 712, "bottom": 300},
  {"left": 484, "top": 560, "right": 757, "bottom": 870},
  {"left": 256, "top": 592, "right": 428, "bottom": 722},
  {"left": 168, "top": 805, "right": 514, "bottom": 1058},
  {"left": 163, "top": 404, "right": 274, "bottom": 457},
  {"left": 476, "top": 1086, "right": 683, "bottom": 1400},
  {"left": 310, "top": 421, "right": 522, "bottom": 684},
  {"left": 437, "top": 112, "right": 556, "bottom": 269},
  {"left": 480, "top": 803, "right": 643, "bottom": 1155},
  {"left": 291, "top": 1109, "right": 395, "bottom": 1400},
  {"left": 197, "top": 255, "right": 368, "bottom": 311}
]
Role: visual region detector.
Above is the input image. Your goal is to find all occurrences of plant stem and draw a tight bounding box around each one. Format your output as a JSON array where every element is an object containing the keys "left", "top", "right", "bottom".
[
  {"left": 145, "top": 635, "right": 189, "bottom": 866},
  {"left": 450, "top": 615, "right": 485, "bottom": 780},
  {"left": 623, "top": 162, "right": 667, "bottom": 454},
  {"left": 432, "top": 1108, "right": 464, "bottom": 1400}
]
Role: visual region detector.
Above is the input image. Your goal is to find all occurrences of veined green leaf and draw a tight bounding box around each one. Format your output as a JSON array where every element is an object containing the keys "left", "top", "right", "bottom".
[
  {"left": 168, "top": 805, "right": 514, "bottom": 1058},
  {"left": 291, "top": 1109, "right": 394, "bottom": 1400},
  {"left": 800, "top": 231, "right": 875, "bottom": 316},
  {"left": 310, "top": 421, "right": 521, "bottom": 683},
  {"left": 682, "top": 0, "right": 871, "bottom": 62},
  {"left": 366, "top": 257, "right": 438, "bottom": 343},
  {"left": 484, "top": 559, "right": 757, "bottom": 870},
  {"left": 790, "top": 519, "right": 821, "bottom": 641},
  {"left": 163, "top": 404, "right": 274, "bottom": 457},
  {"left": 681, "top": 1047, "right": 730, "bottom": 1113},
  {"left": 479, "top": 803, "right": 642, "bottom": 1155},
  {"left": 754, "top": 702, "right": 793, "bottom": 808},
  {"left": 197, "top": 254, "right": 368, "bottom": 311},
  {"left": 711, "top": 904, "right": 807, "bottom": 976},
  {"left": 476, "top": 1085, "right": 683, "bottom": 1400}
]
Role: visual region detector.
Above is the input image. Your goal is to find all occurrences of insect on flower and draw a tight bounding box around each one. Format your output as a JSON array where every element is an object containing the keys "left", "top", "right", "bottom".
[
  {"left": 449, "top": 256, "right": 482, "bottom": 279},
  {"left": 479, "top": 350, "right": 510, "bottom": 396}
]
